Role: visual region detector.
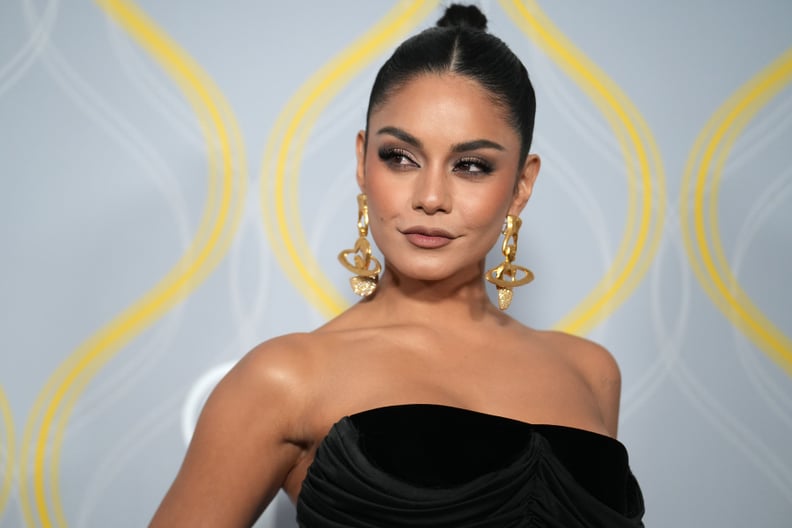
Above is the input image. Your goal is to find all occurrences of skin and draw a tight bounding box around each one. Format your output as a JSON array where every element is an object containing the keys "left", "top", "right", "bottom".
[{"left": 149, "top": 73, "right": 622, "bottom": 527}]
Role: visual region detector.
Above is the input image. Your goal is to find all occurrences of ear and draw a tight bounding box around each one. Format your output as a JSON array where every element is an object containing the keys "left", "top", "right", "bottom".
[
  {"left": 508, "top": 154, "right": 540, "bottom": 216},
  {"left": 355, "top": 130, "right": 367, "bottom": 192}
]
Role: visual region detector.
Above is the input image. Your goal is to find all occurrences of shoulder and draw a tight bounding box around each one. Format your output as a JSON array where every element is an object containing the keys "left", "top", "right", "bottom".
[
  {"left": 222, "top": 332, "right": 323, "bottom": 411},
  {"left": 538, "top": 330, "right": 622, "bottom": 435},
  {"left": 197, "top": 332, "right": 323, "bottom": 437},
  {"left": 538, "top": 330, "right": 620, "bottom": 380},
  {"left": 237, "top": 333, "right": 317, "bottom": 381},
  {"left": 149, "top": 333, "right": 326, "bottom": 525}
]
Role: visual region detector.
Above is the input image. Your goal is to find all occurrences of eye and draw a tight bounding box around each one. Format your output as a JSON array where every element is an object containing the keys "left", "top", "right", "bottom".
[
  {"left": 378, "top": 147, "right": 419, "bottom": 169},
  {"left": 454, "top": 157, "right": 493, "bottom": 175}
]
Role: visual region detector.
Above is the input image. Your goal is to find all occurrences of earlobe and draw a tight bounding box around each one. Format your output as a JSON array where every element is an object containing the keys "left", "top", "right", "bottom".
[
  {"left": 509, "top": 154, "right": 541, "bottom": 216},
  {"left": 356, "top": 130, "right": 367, "bottom": 191}
]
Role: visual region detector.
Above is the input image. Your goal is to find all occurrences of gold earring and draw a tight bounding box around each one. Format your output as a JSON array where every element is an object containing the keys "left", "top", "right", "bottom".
[
  {"left": 485, "top": 215, "right": 534, "bottom": 310},
  {"left": 338, "top": 193, "right": 382, "bottom": 297}
]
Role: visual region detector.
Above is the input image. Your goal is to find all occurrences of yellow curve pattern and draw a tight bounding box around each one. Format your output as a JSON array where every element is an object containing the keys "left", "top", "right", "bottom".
[
  {"left": 500, "top": 0, "right": 666, "bottom": 335},
  {"left": 681, "top": 48, "right": 792, "bottom": 377},
  {"left": 0, "top": 385, "right": 15, "bottom": 519},
  {"left": 18, "top": 1, "right": 247, "bottom": 526},
  {"left": 260, "top": 0, "right": 439, "bottom": 319}
]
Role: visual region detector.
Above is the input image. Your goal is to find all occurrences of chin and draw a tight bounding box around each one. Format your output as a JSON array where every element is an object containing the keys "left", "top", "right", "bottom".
[{"left": 388, "top": 261, "right": 479, "bottom": 284}]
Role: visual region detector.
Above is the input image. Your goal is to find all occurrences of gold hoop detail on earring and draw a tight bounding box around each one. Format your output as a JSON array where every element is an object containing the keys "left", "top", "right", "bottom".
[
  {"left": 338, "top": 193, "right": 382, "bottom": 296},
  {"left": 485, "top": 215, "right": 534, "bottom": 310}
]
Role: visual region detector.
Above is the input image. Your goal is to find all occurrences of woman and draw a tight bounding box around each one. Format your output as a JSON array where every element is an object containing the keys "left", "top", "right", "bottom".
[{"left": 150, "top": 5, "right": 644, "bottom": 527}]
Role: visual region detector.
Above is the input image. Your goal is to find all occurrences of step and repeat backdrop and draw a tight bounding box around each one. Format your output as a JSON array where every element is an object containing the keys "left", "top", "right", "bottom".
[{"left": 1, "top": 1, "right": 790, "bottom": 527}]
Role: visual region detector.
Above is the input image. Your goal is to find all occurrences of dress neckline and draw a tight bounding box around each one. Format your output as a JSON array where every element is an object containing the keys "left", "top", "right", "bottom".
[
  {"left": 347, "top": 403, "right": 625, "bottom": 449},
  {"left": 298, "top": 402, "right": 644, "bottom": 521}
]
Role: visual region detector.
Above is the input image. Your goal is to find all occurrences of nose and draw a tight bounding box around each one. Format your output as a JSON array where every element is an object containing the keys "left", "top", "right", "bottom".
[{"left": 411, "top": 164, "right": 451, "bottom": 214}]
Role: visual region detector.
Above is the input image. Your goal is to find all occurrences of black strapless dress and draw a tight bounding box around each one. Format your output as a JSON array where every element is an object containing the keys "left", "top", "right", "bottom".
[{"left": 296, "top": 404, "right": 644, "bottom": 527}]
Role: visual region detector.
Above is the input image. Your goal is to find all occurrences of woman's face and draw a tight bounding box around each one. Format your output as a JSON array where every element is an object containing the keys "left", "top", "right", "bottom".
[{"left": 357, "top": 73, "right": 539, "bottom": 283}]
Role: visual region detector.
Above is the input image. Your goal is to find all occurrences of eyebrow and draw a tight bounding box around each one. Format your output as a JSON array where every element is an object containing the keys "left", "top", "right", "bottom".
[
  {"left": 376, "top": 126, "right": 422, "bottom": 148},
  {"left": 376, "top": 126, "right": 505, "bottom": 153},
  {"left": 451, "top": 139, "right": 505, "bottom": 153}
]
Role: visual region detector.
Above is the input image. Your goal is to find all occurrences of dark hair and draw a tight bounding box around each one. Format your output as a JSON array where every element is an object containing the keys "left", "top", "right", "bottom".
[{"left": 365, "top": 4, "right": 536, "bottom": 163}]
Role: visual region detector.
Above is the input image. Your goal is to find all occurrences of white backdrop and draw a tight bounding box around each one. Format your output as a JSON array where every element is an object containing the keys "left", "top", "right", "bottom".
[{"left": 1, "top": 1, "right": 791, "bottom": 527}]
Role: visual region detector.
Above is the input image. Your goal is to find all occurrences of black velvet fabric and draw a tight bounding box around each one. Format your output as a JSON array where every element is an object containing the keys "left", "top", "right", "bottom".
[{"left": 296, "top": 404, "right": 644, "bottom": 527}]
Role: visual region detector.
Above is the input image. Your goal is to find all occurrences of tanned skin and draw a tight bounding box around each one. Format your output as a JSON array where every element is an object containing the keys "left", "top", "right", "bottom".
[{"left": 149, "top": 74, "right": 622, "bottom": 528}]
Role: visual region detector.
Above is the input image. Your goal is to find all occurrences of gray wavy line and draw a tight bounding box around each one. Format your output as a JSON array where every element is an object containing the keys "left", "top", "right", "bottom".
[
  {"left": 20, "top": 1, "right": 193, "bottom": 238},
  {"left": 672, "top": 362, "right": 792, "bottom": 501},
  {"left": 0, "top": 429, "right": 19, "bottom": 524},
  {"left": 531, "top": 46, "right": 662, "bottom": 336},
  {"left": 308, "top": 157, "right": 359, "bottom": 325},
  {"left": 75, "top": 391, "right": 182, "bottom": 527},
  {"left": 307, "top": 73, "right": 372, "bottom": 154},
  {"left": 532, "top": 50, "right": 628, "bottom": 171},
  {"left": 17, "top": 0, "right": 198, "bottom": 475},
  {"left": 722, "top": 92, "right": 792, "bottom": 175},
  {"left": 622, "top": 207, "right": 689, "bottom": 420},
  {"left": 305, "top": 76, "right": 373, "bottom": 324},
  {"left": 491, "top": 35, "right": 628, "bottom": 327},
  {"left": 656, "top": 79, "right": 792, "bottom": 501},
  {"left": 731, "top": 166, "right": 792, "bottom": 427},
  {"left": 103, "top": 14, "right": 204, "bottom": 147},
  {"left": 0, "top": 481, "right": 21, "bottom": 528},
  {"left": 227, "top": 193, "right": 274, "bottom": 357},
  {"left": 665, "top": 99, "right": 792, "bottom": 500},
  {"left": 713, "top": 90, "right": 792, "bottom": 425},
  {"left": 533, "top": 41, "right": 667, "bottom": 233},
  {"left": 65, "top": 308, "right": 185, "bottom": 433},
  {"left": 0, "top": 0, "right": 58, "bottom": 97},
  {"left": 535, "top": 138, "right": 614, "bottom": 266}
]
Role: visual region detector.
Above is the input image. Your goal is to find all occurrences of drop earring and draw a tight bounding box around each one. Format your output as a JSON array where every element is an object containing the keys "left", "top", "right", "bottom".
[
  {"left": 484, "top": 215, "right": 534, "bottom": 310},
  {"left": 338, "top": 193, "right": 382, "bottom": 297}
]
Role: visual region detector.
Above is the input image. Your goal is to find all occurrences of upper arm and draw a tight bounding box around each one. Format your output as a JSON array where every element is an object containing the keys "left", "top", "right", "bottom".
[
  {"left": 578, "top": 340, "right": 622, "bottom": 437},
  {"left": 552, "top": 332, "right": 622, "bottom": 437},
  {"left": 149, "top": 339, "right": 310, "bottom": 527}
]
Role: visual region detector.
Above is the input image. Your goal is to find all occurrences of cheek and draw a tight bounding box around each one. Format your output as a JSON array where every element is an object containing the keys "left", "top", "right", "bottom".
[
  {"left": 362, "top": 165, "right": 406, "bottom": 218},
  {"left": 364, "top": 185, "right": 395, "bottom": 224},
  {"left": 362, "top": 156, "right": 384, "bottom": 195},
  {"left": 457, "top": 184, "right": 514, "bottom": 227}
]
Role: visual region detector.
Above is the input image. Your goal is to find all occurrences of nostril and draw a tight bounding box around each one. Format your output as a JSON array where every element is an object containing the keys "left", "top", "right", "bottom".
[{"left": 411, "top": 182, "right": 451, "bottom": 214}]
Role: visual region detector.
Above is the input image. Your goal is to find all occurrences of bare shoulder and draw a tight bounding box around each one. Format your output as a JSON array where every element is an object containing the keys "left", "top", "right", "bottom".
[
  {"left": 231, "top": 332, "right": 319, "bottom": 396},
  {"left": 537, "top": 330, "right": 619, "bottom": 378},
  {"left": 205, "top": 334, "right": 310, "bottom": 418},
  {"left": 149, "top": 333, "right": 321, "bottom": 527},
  {"left": 537, "top": 330, "right": 622, "bottom": 436}
]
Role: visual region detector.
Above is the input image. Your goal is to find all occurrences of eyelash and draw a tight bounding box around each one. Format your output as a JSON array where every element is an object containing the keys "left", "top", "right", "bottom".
[
  {"left": 454, "top": 157, "right": 493, "bottom": 175},
  {"left": 378, "top": 147, "right": 418, "bottom": 169},
  {"left": 377, "top": 148, "right": 494, "bottom": 176}
]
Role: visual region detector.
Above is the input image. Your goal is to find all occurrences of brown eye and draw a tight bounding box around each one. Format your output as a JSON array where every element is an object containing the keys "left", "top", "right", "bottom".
[
  {"left": 454, "top": 157, "right": 493, "bottom": 175},
  {"left": 378, "top": 147, "right": 419, "bottom": 169}
]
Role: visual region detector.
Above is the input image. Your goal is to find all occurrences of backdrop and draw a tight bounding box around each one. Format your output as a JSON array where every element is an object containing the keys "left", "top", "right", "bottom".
[{"left": 1, "top": 1, "right": 791, "bottom": 527}]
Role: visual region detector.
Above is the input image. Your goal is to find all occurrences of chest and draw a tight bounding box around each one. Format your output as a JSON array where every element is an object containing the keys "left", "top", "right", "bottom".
[{"left": 315, "top": 340, "right": 601, "bottom": 426}]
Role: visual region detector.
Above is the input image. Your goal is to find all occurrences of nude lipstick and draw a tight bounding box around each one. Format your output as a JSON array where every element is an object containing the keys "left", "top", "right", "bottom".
[{"left": 401, "top": 227, "right": 455, "bottom": 249}]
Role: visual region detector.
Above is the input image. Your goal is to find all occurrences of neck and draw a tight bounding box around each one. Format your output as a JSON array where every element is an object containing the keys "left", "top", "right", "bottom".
[{"left": 360, "top": 263, "right": 504, "bottom": 325}]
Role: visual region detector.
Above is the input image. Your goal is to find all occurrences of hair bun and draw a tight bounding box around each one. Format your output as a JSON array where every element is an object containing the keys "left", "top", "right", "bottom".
[{"left": 436, "top": 4, "right": 488, "bottom": 31}]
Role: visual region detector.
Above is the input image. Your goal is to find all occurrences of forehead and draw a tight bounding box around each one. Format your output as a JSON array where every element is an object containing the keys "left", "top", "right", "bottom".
[{"left": 368, "top": 73, "right": 518, "bottom": 149}]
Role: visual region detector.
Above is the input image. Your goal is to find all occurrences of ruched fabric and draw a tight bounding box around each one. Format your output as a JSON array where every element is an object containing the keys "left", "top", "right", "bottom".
[{"left": 296, "top": 405, "right": 645, "bottom": 527}]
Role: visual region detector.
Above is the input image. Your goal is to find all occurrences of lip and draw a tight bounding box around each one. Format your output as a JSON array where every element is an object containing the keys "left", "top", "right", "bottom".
[{"left": 401, "top": 226, "right": 456, "bottom": 249}]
